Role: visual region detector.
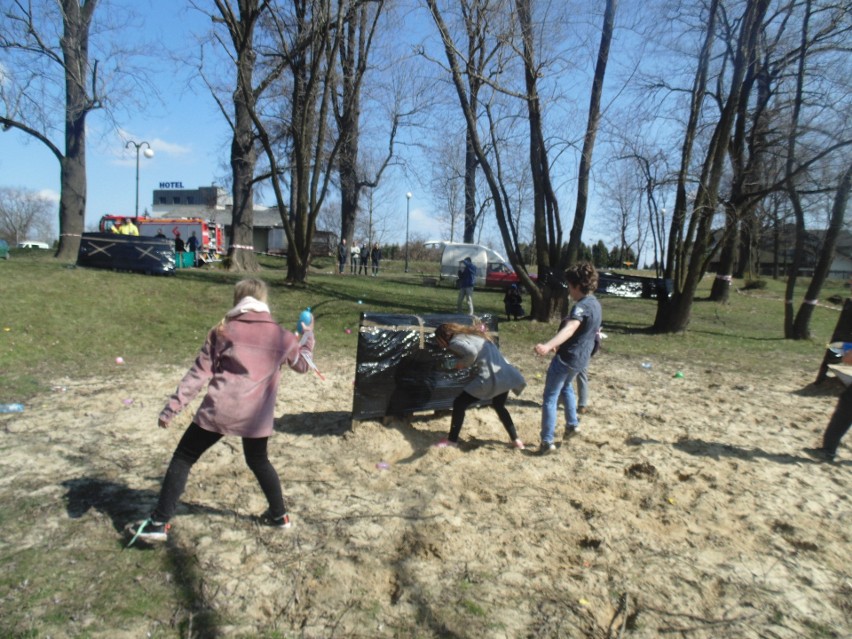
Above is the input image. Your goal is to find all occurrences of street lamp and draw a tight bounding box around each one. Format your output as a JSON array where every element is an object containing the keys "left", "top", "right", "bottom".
[
  {"left": 404, "top": 191, "right": 412, "bottom": 273},
  {"left": 125, "top": 140, "right": 154, "bottom": 218}
]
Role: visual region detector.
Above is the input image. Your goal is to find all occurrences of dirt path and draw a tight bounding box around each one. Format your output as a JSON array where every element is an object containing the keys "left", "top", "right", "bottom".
[{"left": 1, "top": 349, "right": 849, "bottom": 637}]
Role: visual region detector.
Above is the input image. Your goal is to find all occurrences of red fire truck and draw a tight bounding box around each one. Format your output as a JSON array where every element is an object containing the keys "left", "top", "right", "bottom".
[{"left": 99, "top": 215, "right": 225, "bottom": 262}]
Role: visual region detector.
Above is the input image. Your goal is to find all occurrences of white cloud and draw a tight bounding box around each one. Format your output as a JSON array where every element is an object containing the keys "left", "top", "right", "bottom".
[
  {"left": 147, "top": 137, "right": 192, "bottom": 157},
  {"left": 37, "top": 189, "right": 60, "bottom": 203},
  {"left": 111, "top": 128, "right": 192, "bottom": 164}
]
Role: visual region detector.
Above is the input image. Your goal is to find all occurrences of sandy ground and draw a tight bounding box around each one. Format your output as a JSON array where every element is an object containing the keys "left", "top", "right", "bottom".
[{"left": 1, "top": 345, "right": 850, "bottom": 638}]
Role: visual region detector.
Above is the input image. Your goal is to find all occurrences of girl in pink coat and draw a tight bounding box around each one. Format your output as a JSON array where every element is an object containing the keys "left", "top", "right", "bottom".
[{"left": 128, "top": 278, "right": 315, "bottom": 544}]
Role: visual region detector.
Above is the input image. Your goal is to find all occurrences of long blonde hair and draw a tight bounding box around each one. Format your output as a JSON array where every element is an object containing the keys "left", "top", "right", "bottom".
[
  {"left": 435, "top": 322, "right": 492, "bottom": 345},
  {"left": 216, "top": 278, "right": 269, "bottom": 335},
  {"left": 233, "top": 278, "right": 268, "bottom": 305}
]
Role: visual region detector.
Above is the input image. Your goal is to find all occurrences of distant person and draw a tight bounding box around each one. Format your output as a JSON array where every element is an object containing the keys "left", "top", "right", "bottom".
[
  {"left": 350, "top": 242, "right": 360, "bottom": 274},
  {"left": 807, "top": 346, "right": 852, "bottom": 464},
  {"left": 187, "top": 231, "right": 199, "bottom": 253},
  {"left": 337, "top": 238, "right": 347, "bottom": 275},
  {"left": 110, "top": 218, "right": 123, "bottom": 234},
  {"left": 359, "top": 242, "right": 369, "bottom": 275},
  {"left": 126, "top": 278, "right": 316, "bottom": 545},
  {"left": 174, "top": 231, "right": 185, "bottom": 253},
  {"left": 433, "top": 322, "right": 526, "bottom": 450},
  {"left": 457, "top": 256, "right": 477, "bottom": 315},
  {"left": 155, "top": 228, "right": 166, "bottom": 239},
  {"left": 370, "top": 243, "right": 382, "bottom": 276},
  {"left": 187, "top": 231, "right": 199, "bottom": 266},
  {"left": 503, "top": 284, "right": 525, "bottom": 320},
  {"left": 119, "top": 218, "right": 139, "bottom": 236},
  {"left": 533, "top": 262, "right": 602, "bottom": 455}
]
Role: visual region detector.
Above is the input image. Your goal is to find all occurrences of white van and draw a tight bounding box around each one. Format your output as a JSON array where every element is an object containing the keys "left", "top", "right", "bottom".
[
  {"left": 427, "top": 241, "right": 523, "bottom": 289},
  {"left": 17, "top": 241, "right": 50, "bottom": 249}
]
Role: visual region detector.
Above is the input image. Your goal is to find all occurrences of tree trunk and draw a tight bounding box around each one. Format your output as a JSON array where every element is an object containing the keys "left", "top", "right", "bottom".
[
  {"left": 218, "top": 0, "right": 261, "bottom": 273},
  {"left": 463, "top": 132, "right": 477, "bottom": 244},
  {"left": 783, "top": 0, "right": 812, "bottom": 338},
  {"left": 566, "top": 0, "right": 617, "bottom": 266},
  {"left": 227, "top": 102, "right": 258, "bottom": 272},
  {"left": 56, "top": 136, "right": 87, "bottom": 261},
  {"left": 654, "top": 0, "right": 770, "bottom": 333},
  {"left": 55, "top": 0, "right": 99, "bottom": 261},
  {"left": 709, "top": 211, "right": 738, "bottom": 302},
  {"left": 792, "top": 164, "right": 852, "bottom": 338}
]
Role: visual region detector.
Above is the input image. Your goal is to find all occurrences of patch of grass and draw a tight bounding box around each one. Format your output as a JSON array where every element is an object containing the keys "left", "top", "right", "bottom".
[
  {"left": 0, "top": 508, "right": 176, "bottom": 638},
  {"left": 0, "top": 251, "right": 842, "bottom": 401}
]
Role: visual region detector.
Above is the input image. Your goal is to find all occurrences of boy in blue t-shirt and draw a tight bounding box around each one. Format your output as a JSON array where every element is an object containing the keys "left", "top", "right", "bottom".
[{"left": 534, "top": 262, "right": 602, "bottom": 454}]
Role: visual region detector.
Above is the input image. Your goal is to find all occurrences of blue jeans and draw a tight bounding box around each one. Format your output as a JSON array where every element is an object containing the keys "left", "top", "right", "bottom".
[
  {"left": 576, "top": 368, "right": 588, "bottom": 408},
  {"left": 541, "top": 355, "right": 580, "bottom": 444},
  {"left": 457, "top": 287, "right": 474, "bottom": 314}
]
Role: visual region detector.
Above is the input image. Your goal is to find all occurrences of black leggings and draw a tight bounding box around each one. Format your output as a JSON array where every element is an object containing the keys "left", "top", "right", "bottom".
[
  {"left": 151, "top": 422, "right": 285, "bottom": 522},
  {"left": 448, "top": 391, "right": 518, "bottom": 443},
  {"left": 824, "top": 384, "right": 852, "bottom": 454}
]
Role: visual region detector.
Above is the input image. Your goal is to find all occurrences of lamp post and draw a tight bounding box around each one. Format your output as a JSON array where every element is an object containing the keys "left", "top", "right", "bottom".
[
  {"left": 125, "top": 140, "right": 154, "bottom": 218},
  {"left": 404, "top": 191, "right": 412, "bottom": 273}
]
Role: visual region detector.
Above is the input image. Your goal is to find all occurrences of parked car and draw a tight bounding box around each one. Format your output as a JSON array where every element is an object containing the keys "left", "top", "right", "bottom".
[
  {"left": 17, "top": 241, "right": 50, "bottom": 249},
  {"left": 0, "top": 239, "right": 8, "bottom": 260},
  {"left": 429, "top": 241, "right": 537, "bottom": 290}
]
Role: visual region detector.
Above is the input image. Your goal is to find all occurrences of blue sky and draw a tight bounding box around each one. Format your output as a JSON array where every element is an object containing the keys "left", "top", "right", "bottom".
[
  {"left": 0, "top": 0, "right": 626, "bottom": 250},
  {"left": 0, "top": 0, "right": 445, "bottom": 244}
]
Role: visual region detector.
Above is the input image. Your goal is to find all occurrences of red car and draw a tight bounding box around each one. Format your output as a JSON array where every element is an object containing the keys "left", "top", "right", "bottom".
[{"left": 485, "top": 261, "right": 536, "bottom": 289}]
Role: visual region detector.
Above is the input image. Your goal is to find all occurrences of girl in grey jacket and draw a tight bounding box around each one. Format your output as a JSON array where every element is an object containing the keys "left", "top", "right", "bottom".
[{"left": 434, "top": 322, "right": 526, "bottom": 449}]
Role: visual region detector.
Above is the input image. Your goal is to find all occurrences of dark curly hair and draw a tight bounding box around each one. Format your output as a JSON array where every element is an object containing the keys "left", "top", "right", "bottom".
[{"left": 565, "top": 262, "right": 599, "bottom": 294}]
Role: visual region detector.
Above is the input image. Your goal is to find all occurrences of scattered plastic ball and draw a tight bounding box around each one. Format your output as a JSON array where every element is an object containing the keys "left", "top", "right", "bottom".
[
  {"left": 357, "top": 300, "right": 363, "bottom": 304},
  {"left": 674, "top": 371, "right": 684, "bottom": 378},
  {"left": 344, "top": 328, "right": 352, "bottom": 334},
  {"left": 376, "top": 461, "right": 390, "bottom": 470},
  {"left": 115, "top": 357, "right": 125, "bottom": 365}
]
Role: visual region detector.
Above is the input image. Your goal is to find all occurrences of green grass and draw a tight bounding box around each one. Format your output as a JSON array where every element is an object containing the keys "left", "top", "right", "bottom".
[
  {"left": 0, "top": 247, "right": 846, "bottom": 636},
  {"left": 0, "top": 248, "right": 843, "bottom": 401}
]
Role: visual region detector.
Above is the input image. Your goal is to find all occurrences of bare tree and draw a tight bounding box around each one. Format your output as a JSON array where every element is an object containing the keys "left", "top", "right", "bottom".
[
  {"left": 653, "top": 0, "right": 771, "bottom": 333},
  {"left": 194, "top": 0, "right": 285, "bottom": 272},
  {"left": 783, "top": 0, "right": 852, "bottom": 338},
  {"left": 792, "top": 163, "right": 852, "bottom": 338},
  {"left": 426, "top": 0, "right": 618, "bottom": 319},
  {"left": 0, "top": 187, "right": 55, "bottom": 245},
  {"left": 564, "top": 0, "right": 617, "bottom": 268},
  {"left": 1, "top": 0, "right": 102, "bottom": 260},
  {"left": 335, "top": 0, "right": 401, "bottom": 251},
  {"left": 429, "top": 134, "right": 466, "bottom": 242},
  {"left": 261, "top": 0, "right": 345, "bottom": 283}
]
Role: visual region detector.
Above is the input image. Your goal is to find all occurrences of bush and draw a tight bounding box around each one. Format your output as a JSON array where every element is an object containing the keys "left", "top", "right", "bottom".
[{"left": 742, "top": 279, "right": 767, "bottom": 290}]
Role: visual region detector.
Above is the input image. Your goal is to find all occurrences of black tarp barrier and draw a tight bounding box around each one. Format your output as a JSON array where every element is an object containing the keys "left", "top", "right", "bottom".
[
  {"left": 77, "top": 233, "right": 176, "bottom": 275},
  {"left": 352, "top": 313, "right": 499, "bottom": 421},
  {"left": 596, "top": 272, "right": 672, "bottom": 299}
]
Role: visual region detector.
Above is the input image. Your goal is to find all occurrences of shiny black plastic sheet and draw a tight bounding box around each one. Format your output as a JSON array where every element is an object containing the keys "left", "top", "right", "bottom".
[
  {"left": 77, "top": 232, "right": 175, "bottom": 275},
  {"left": 597, "top": 272, "right": 672, "bottom": 299},
  {"left": 352, "top": 313, "right": 499, "bottom": 421}
]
